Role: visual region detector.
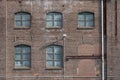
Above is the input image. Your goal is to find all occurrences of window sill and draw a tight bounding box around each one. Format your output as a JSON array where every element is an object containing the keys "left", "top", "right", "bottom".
[
  {"left": 14, "top": 67, "right": 30, "bottom": 70},
  {"left": 14, "top": 26, "right": 30, "bottom": 30},
  {"left": 45, "top": 67, "right": 62, "bottom": 70},
  {"left": 77, "top": 27, "right": 94, "bottom": 30},
  {"left": 46, "top": 27, "right": 62, "bottom": 29}
]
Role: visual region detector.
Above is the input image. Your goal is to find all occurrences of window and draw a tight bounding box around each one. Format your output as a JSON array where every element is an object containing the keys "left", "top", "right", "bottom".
[
  {"left": 46, "top": 12, "right": 62, "bottom": 28},
  {"left": 15, "top": 12, "right": 31, "bottom": 27},
  {"left": 15, "top": 45, "right": 31, "bottom": 68},
  {"left": 46, "top": 45, "right": 63, "bottom": 68},
  {"left": 78, "top": 12, "right": 94, "bottom": 28}
]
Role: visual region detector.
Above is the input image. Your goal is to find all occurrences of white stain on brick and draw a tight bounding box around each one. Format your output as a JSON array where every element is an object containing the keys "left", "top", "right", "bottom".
[
  {"left": 64, "top": 0, "right": 67, "bottom": 4},
  {"left": 44, "top": 0, "right": 53, "bottom": 10},
  {"left": 35, "top": 0, "right": 41, "bottom": 6},
  {"left": 24, "top": 0, "right": 31, "bottom": 4}
]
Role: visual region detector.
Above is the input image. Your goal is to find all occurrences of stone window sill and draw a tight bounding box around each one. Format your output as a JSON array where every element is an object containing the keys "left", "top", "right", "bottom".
[
  {"left": 14, "top": 67, "right": 30, "bottom": 70},
  {"left": 45, "top": 67, "right": 62, "bottom": 70},
  {"left": 46, "top": 26, "right": 62, "bottom": 29},
  {"left": 77, "top": 26, "right": 94, "bottom": 30},
  {"left": 14, "top": 26, "right": 30, "bottom": 30}
]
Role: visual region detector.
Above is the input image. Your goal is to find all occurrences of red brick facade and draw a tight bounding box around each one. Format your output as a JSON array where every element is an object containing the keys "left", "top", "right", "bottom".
[
  {"left": 106, "top": 0, "right": 120, "bottom": 80},
  {"left": 0, "top": 0, "right": 102, "bottom": 80}
]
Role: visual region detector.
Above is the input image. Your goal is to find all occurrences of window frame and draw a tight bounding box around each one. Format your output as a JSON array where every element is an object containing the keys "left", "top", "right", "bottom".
[
  {"left": 15, "top": 12, "right": 31, "bottom": 28},
  {"left": 46, "top": 12, "right": 63, "bottom": 29},
  {"left": 46, "top": 45, "right": 63, "bottom": 69},
  {"left": 14, "top": 45, "right": 31, "bottom": 69},
  {"left": 78, "top": 12, "right": 94, "bottom": 28}
]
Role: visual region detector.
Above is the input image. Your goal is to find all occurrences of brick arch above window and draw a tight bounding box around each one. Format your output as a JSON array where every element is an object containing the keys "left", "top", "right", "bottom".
[
  {"left": 46, "top": 11, "right": 62, "bottom": 14},
  {"left": 46, "top": 44, "right": 63, "bottom": 48},
  {"left": 46, "top": 10, "right": 63, "bottom": 14},
  {"left": 14, "top": 40, "right": 32, "bottom": 47},
  {"left": 15, "top": 44, "right": 31, "bottom": 47},
  {"left": 15, "top": 11, "right": 30, "bottom": 14},
  {"left": 78, "top": 11, "right": 94, "bottom": 14},
  {"left": 78, "top": 12, "right": 94, "bottom": 17}
]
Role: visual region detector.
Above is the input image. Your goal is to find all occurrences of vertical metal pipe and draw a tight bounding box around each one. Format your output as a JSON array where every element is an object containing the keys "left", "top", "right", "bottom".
[
  {"left": 101, "top": 0, "right": 105, "bottom": 80},
  {"left": 63, "top": 34, "right": 67, "bottom": 79},
  {"left": 115, "top": 0, "right": 117, "bottom": 42},
  {"left": 5, "top": 0, "right": 8, "bottom": 79}
]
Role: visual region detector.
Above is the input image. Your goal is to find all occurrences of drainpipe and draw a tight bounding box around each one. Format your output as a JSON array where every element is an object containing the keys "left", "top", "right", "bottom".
[
  {"left": 115, "top": 0, "right": 117, "bottom": 42},
  {"left": 5, "top": 0, "right": 8, "bottom": 79},
  {"left": 63, "top": 34, "right": 67, "bottom": 78},
  {"left": 101, "top": 0, "right": 105, "bottom": 80}
]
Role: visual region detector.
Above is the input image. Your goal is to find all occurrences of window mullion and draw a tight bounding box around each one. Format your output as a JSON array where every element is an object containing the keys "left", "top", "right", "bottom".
[
  {"left": 84, "top": 14, "right": 87, "bottom": 27},
  {"left": 21, "top": 14, "right": 23, "bottom": 26},
  {"left": 53, "top": 15, "right": 54, "bottom": 26},
  {"left": 21, "top": 46, "right": 23, "bottom": 67},
  {"left": 53, "top": 46, "right": 55, "bottom": 66}
]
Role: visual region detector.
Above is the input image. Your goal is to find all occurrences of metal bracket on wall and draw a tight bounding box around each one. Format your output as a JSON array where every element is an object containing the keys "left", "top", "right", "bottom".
[{"left": 66, "top": 55, "right": 101, "bottom": 61}]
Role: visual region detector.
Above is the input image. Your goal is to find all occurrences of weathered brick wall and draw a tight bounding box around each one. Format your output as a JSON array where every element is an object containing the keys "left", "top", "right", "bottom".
[
  {"left": 106, "top": 0, "right": 120, "bottom": 80},
  {"left": 0, "top": 0, "right": 6, "bottom": 80},
  {"left": 0, "top": 0, "right": 101, "bottom": 80}
]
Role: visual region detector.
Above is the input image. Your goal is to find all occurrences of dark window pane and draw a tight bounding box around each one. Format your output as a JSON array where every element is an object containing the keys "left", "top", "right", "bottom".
[
  {"left": 78, "top": 15, "right": 84, "bottom": 20},
  {"left": 15, "top": 14, "right": 21, "bottom": 20},
  {"left": 46, "top": 21, "right": 53, "bottom": 27},
  {"left": 23, "top": 54, "right": 30, "bottom": 60},
  {"left": 46, "top": 54, "right": 54, "bottom": 60},
  {"left": 54, "top": 21, "right": 62, "bottom": 27},
  {"left": 23, "top": 61, "right": 30, "bottom": 67},
  {"left": 15, "top": 55, "right": 21, "bottom": 60},
  {"left": 86, "top": 21, "right": 94, "bottom": 27},
  {"left": 22, "top": 14, "right": 30, "bottom": 20},
  {"left": 78, "top": 21, "right": 85, "bottom": 27},
  {"left": 15, "top": 61, "right": 22, "bottom": 67},
  {"left": 54, "top": 54, "right": 62, "bottom": 60},
  {"left": 46, "top": 61, "right": 54, "bottom": 67},
  {"left": 54, "top": 14, "right": 62, "bottom": 20},
  {"left": 46, "top": 47, "right": 54, "bottom": 53},
  {"left": 15, "top": 47, "right": 22, "bottom": 53},
  {"left": 54, "top": 46, "right": 62, "bottom": 54},
  {"left": 86, "top": 14, "right": 93, "bottom": 20},
  {"left": 46, "top": 14, "right": 52, "bottom": 20},
  {"left": 22, "top": 21, "right": 30, "bottom": 27},
  {"left": 54, "top": 61, "right": 62, "bottom": 67},
  {"left": 22, "top": 47, "right": 30, "bottom": 53},
  {"left": 16, "top": 21, "right": 22, "bottom": 26}
]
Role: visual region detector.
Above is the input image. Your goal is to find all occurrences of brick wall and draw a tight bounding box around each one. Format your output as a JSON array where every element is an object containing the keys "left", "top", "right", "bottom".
[
  {"left": 106, "top": 0, "right": 120, "bottom": 80},
  {"left": 0, "top": 0, "right": 6, "bottom": 80},
  {"left": 0, "top": 0, "right": 101, "bottom": 80}
]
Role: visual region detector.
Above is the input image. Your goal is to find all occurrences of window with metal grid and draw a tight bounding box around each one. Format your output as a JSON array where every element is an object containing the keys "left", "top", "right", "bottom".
[
  {"left": 78, "top": 12, "right": 94, "bottom": 28},
  {"left": 15, "top": 12, "right": 31, "bottom": 27},
  {"left": 15, "top": 45, "right": 31, "bottom": 68},
  {"left": 46, "top": 12, "right": 62, "bottom": 28},
  {"left": 46, "top": 45, "right": 63, "bottom": 68}
]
